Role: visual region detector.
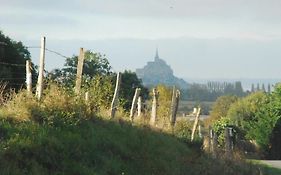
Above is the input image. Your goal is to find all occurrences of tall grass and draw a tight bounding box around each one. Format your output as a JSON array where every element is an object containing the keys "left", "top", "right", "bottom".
[
  {"left": 0, "top": 82, "right": 7, "bottom": 105},
  {"left": 0, "top": 83, "right": 268, "bottom": 175}
]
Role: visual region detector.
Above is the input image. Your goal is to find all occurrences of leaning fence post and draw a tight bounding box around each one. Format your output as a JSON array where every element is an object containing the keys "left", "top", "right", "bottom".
[
  {"left": 191, "top": 107, "right": 201, "bottom": 142},
  {"left": 130, "top": 88, "right": 141, "bottom": 122},
  {"left": 26, "top": 60, "right": 32, "bottom": 93},
  {"left": 110, "top": 72, "right": 121, "bottom": 119},
  {"left": 36, "top": 36, "right": 46, "bottom": 100},
  {"left": 75, "top": 48, "right": 85, "bottom": 94},
  {"left": 150, "top": 88, "right": 158, "bottom": 126}
]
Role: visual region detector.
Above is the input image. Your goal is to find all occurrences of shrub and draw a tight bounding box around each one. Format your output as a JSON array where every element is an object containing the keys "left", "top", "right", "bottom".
[
  {"left": 85, "top": 75, "right": 115, "bottom": 112},
  {"left": 0, "top": 90, "right": 38, "bottom": 121},
  {"left": 173, "top": 120, "right": 193, "bottom": 142},
  {"left": 206, "top": 95, "right": 238, "bottom": 126},
  {"left": 152, "top": 85, "right": 173, "bottom": 128}
]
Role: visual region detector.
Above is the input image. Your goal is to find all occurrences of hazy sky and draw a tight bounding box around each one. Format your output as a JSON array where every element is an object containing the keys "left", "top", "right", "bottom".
[{"left": 1, "top": 0, "right": 281, "bottom": 79}]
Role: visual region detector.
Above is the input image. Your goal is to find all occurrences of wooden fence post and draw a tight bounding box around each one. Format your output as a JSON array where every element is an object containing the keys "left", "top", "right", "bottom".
[
  {"left": 212, "top": 131, "right": 218, "bottom": 158},
  {"left": 85, "top": 91, "right": 89, "bottom": 102},
  {"left": 191, "top": 107, "right": 201, "bottom": 142},
  {"left": 208, "top": 126, "right": 213, "bottom": 154},
  {"left": 36, "top": 36, "right": 46, "bottom": 100},
  {"left": 26, "top": 60, "right": 32, "bottom": 93},
  {"left": 110, "top": 72, "right": 121, "bottom": 118},
  {"left": 137, "top": 96, "right": 142, "bottom": 117},
  {"left": 198, "top": 124, "right": 202, "bottom": 138},
  {"left": 150, "top": 88, "right": 158, "bottom": 126},
  {"left": 130, "top": 88, "right": 141, "bottom": 122},
  {"left": 225, "top": 127, "right": 234, "bottom": 158},
  {"left": 75, "top": 48, "right": 85, "bottom": 94},
  {"left": 170, "top": 86, "right": 180, "bottom": 127}
]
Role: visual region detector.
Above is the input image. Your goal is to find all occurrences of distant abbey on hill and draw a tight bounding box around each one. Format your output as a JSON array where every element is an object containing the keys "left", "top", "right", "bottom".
[{"left": 136, "top": 49, "right": 188, "bottom": 89}]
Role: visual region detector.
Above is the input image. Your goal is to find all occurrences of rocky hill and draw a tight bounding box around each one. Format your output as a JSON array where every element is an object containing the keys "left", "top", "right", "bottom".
[{"left": 136, "top": 50, "right": 188, "bottom": 89}]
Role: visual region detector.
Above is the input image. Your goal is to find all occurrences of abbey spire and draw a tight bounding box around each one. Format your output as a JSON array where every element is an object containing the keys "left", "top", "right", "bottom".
[{"left": 154, "top": 48, "right": 160, "bottom": 61}]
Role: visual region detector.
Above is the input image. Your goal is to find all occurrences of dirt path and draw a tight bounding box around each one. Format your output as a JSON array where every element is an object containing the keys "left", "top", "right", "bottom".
[{"left": 261, "top": 160, "right": 281, "bottom": 169}]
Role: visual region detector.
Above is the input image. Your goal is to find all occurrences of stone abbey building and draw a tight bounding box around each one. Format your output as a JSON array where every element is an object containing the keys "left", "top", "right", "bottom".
[{"left": 136, "top": 49, "right": 188, "bottom": 88}]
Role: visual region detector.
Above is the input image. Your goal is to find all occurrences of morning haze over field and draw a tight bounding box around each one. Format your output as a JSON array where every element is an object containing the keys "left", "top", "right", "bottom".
[{"left": 1, "top": 0, "right": 281, "bottom": 85}]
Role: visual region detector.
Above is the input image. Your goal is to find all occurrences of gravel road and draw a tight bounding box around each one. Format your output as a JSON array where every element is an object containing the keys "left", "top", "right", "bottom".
[{"left": 261, "top": 160, "right": 281, "bottom": 169}]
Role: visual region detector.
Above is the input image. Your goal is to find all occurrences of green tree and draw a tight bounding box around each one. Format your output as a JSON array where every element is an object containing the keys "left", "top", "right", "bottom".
[
  {"left": 0, "top": 31, "right": 35, "bottom": 90},
  {"left": 227, "top": 92, "right": 267, "bottom": 139},
  {"left": 207, "top": 95, "right": 238, "bottom": 125},
  {"left": 234, "top": 81, "right": 244, "bottom": 96},
  {"left": 119, "top": 70, "right": 148, "bottom": 111},
  {"left": 49, "top": 50, "right": 112, "bottom": 87},
  {"left": 227, "top": 92, "right": 267, "bottom": 126},
  {"left": 49, "top": 54, "right": 149, "bottom": 112},
  {"left": 267, "top": 84, "right": 271, "bottom": 93},
  {"left": 251, "top": 84, "right": 255, "bottom": 93},
  {"left": 247, "top": 83, "right": 281, "bottom": 152},
  {"left": 225, "top": 84, "right": 281, "bottom": 157}
]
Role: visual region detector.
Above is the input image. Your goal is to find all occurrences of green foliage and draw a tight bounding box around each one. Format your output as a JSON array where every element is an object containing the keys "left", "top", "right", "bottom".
[
  {"left": 0, "top": 83, "right": 92, "bottom": 127},
  {"left": 268, "top": 117, "right": 281, "bottom": 159},
  {"left": 119, "top": 70, "right": 148, "bottom": 111},
  {"left": 246, "top": 84, "right": 281, "bottom": 152},
  {"left": 153, "top": 85, "right": 173, "bottom": 127},
  {"left": 0, "top": 84, "right": 264, "bottom": 175},
  {"left": 49, "top": 55, "right": 148, "bottom": 113},
  {"left": 173, "top": 120, "right": 193, "bottom": 142},
  {"left": 0, "top": 114, "right": 195, "bottom": 174},
  {"left": 0, "top": 31, "right": 36, "bottom": 90},
  {"left": 227, "top": 92, "right": 268, "bottom": 140},
  {"left": 212, "top": 117, "right": 231, "bottom": 146},
  {"left": 86, "top": 75, "right": 115, "bottom": 111},
  {"left": 210, "top": 84, "right": 281, "bottom": 158},
  {"left": 49, "top": 50, "right": 112, "bottom": 87},
  {"left": 207, "top": 95, "right": 238, "bottom": 125},
  {"left": 0, "top": 90, "right": 39, "bottom": 121},
  {"left": 229, "top": 84, "right": 281, "bottom": 155}
]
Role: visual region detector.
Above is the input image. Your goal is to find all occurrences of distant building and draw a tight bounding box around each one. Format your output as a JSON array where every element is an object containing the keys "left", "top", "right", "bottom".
[{"left": 136, "top": 49, "right": 188, "bottom": 88}]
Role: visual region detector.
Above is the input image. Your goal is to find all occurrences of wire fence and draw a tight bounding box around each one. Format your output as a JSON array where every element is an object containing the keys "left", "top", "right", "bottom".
[
  {"left": 0, "top": 61, "right": 25, "bottom": 67},
  {"left": 0, "top": 47, "right": 71, "bottom": 82},
  {"left": 27, "top": 46, "right": 71, "bottom": 59}
]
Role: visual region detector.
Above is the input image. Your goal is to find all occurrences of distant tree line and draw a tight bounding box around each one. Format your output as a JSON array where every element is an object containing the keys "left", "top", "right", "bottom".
[
  {"left": 251, "top": 83, "right": 271, "bottom": 93},
  {"left": 182, "top": 81, "right": 245, "bottom": 101}
]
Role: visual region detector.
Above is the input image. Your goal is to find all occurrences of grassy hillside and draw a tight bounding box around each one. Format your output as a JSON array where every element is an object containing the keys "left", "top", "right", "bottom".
[
  {"left": 0, "top": 117, "right": 264, "bottom": 175},
  {"left": 0, "top": 118, "right": 195, "bottom": 175}
]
